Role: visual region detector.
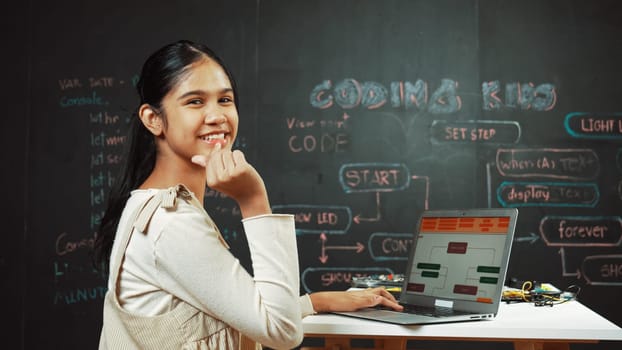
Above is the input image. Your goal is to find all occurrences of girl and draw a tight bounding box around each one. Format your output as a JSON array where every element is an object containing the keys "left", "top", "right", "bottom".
[{"left": 94, "top": 40, "right": 400, "bottom": 350}]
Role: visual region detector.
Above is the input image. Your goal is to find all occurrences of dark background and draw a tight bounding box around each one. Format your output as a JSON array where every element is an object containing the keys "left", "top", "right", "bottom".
[{"left": 2, "top": 0, "right": 622, "bottom": 349}]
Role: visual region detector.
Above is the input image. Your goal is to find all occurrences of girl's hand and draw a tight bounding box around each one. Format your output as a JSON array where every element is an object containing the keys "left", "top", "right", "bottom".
[
  {"left": 309, "top": 287, "right": 403, "bottom": 313},
  {"left": 192, "top": 143, "right": 271, "bottom": 218}
]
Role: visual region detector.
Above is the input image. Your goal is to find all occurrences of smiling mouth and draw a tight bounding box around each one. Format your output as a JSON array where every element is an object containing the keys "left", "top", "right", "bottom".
[{"left": 200, "top": 133, "right": 227, "bottom": 145}]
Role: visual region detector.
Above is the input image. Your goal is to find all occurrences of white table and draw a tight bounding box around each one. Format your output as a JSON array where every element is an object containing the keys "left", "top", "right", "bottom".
[{"left": 301, "top": 301, "right": 622, "bottom": 350}]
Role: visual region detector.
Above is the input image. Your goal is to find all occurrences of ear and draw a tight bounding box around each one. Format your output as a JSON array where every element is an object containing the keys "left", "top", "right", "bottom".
[{"left": 138, "top": 104, "right": 164, "bottom": 136}]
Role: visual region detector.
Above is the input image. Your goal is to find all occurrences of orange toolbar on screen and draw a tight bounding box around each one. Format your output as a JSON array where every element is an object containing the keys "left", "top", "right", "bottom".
[{"left": 420, "top": 217, "right": 510, "bottom": 234}]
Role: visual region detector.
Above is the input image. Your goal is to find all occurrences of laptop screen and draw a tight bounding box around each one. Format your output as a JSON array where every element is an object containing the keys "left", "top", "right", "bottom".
[{"left": 405, "top": 214, "right": 513, "bottom": 305}]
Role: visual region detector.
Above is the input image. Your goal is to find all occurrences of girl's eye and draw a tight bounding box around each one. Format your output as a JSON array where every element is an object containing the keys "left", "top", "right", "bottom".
[
  {"left": 220, "top": 96, "right": 234, "bottom": 104},
  {"left": 187, "top": 98, "right": 203, "bottom": 105}
]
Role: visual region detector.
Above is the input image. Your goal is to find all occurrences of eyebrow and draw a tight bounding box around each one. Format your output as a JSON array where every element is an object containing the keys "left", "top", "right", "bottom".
[{"left": 176, "top": 88, "right": 234, "bottom": 101}]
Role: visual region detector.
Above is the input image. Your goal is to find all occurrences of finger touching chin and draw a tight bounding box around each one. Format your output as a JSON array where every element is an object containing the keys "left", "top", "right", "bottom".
[{"left": 191, "top": 155, "right": 207, "bottom": 167}]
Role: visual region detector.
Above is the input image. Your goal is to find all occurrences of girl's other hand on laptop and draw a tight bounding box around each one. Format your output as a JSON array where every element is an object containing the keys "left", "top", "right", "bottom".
[{"left": 309, "top": 287, "right": 404, "bottom": 313}]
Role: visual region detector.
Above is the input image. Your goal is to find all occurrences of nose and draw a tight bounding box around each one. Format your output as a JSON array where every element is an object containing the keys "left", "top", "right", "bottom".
[{"left": 204, "top": 113, "right": 227, "bottom": 125}]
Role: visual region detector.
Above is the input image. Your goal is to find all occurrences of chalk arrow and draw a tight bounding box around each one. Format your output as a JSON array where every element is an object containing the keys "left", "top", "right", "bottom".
[
  {"left": 515, "top": 232, "right": 540, "bottom": 244},
  {"left": 324, "top": 242, "right": 365, "bottom": 253},
  {"left": 354, "top": 192, "right": 381, "bottom": 224},
  {"left": 559, "top": 248, "right": 581, "bottom": 279},
  {"left": 318, "top": 232, "right": 365, "bottom": 264}
]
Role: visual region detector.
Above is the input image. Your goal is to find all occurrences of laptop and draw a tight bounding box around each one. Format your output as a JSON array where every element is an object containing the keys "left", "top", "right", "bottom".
[{"left": 334, "top": 208, "right": 518, "bottom": 325}]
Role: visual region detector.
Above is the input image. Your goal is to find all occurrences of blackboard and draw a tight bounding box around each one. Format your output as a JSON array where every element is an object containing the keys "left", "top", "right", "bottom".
[
  {"left": 4, "top": 0, "right": 622, "bottom": 349},
  {"left": 1, "top": 1, "right": 29, "bottom": 349}
]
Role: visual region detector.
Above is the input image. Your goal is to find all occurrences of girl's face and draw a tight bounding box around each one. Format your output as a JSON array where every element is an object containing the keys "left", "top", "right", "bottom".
[{"left": 157, "top": 58, "right": 239, "bottom": 163}]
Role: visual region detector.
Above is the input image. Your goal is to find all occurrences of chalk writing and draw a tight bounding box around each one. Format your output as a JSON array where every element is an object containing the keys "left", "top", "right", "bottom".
[
  {"left": 90, "top": 170, "right": 116, "bottom": 188},
  {"left": 428, "top": 79, "right": 462, "bottom": 114},
  {"left": 53, "top": 285, "right": 107, "bottom": 305},
  {"left": 582, "top": 255, "right": 622, "bottom": 286},
  {"left": 90, "top": 150, "right": 122, "bottom": 168},
  {"left": 88, "top": 108, "right": 127, "bottom": 209},
  {"left": 539, "top": 216, "right": 622, "bottom": 247},
  {"left": 482, "top": 81, "right": 557, "bottom": 111},
  {"left": 497, "top": 181, "right": 599, "bottom": 207},
  {"left": 55, "top": 232, "right": 97, "bottom": 256},
  {"left": 368, "top": 233, "right": 413, "bottom": 261},
  {"left": 339, "top": 163, "right": 410, "bottom": 193},
  {"left": 311, "top": 79, "right": 557, "bottom": 113},
  {"left": 78, "top": 79, "right": 131, "bottom": 323},
  {"left": 430, "top": 120, "right": 521, "bottom": 144},
  {"left": 301, "top": 267, "right": 393, "bottom": 293},
  {"left": 271, "top": 205, "right": 352, "bottom": 234},
  {"left": 89, "top": 76, "right": 115, "bottom": 88},
  {"left": 310, "top": 78, "right": 462, "bottom": 113},
  {"left": 90, "top": 130, "right": 127, "bottom": 147},
  {"left": 46, "top": 74, "right": 134, "bottom": 314},
  {"left": 58, "top": 78, "right": 82, "bottom": 90},
  {"left": 565, "top": 112, "right": 622, "bottom": 139},
  {"left": 59, "top": 91, "right": 108, "bottom": 107},
  {"left": 58, "top": 76, "right": 123, "bottom": 90},
  {"left": 91, "top": 209, "right": 104, "bottom": 230},
  {"left": 286, "top": 114, "right": 348, "bottom": 130},
  {"left": 54, "top": 261, "right": 106, "bottom": 283},
  {"left": 288, "top": 132, "right": 349, "bottom": 153},
  {"left": 496, "top": 148, "right": 599, "bottom": 180},
  {"left": 89, "top": 111, "right": 121, "bottom": 125},
  {"left": 286, "top": 113, "right": 350, "bottom": 153}
]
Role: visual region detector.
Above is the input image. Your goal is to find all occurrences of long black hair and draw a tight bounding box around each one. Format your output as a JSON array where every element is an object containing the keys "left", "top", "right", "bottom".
[{"left": 93, "top": 40, "right": 239, "bottom": 270}]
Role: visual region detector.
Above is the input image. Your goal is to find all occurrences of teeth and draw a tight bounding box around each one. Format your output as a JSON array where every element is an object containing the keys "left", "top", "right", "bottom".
[{"left": 202, "top": 133, "right": 225, "bottom": 141}]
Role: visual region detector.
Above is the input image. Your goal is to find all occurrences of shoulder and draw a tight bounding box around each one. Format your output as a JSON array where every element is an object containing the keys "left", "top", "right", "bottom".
[{"left": 128, "top": 186, "right": 218, "bottom": 238}]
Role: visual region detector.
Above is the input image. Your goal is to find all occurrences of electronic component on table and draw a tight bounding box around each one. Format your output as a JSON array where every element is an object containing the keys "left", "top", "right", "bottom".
[
  {"left": 351, "top": 274, "right": 404, "bottom": 297},
  {"left": 502, "top": 281, "right": 579, "bottom": 307}
]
